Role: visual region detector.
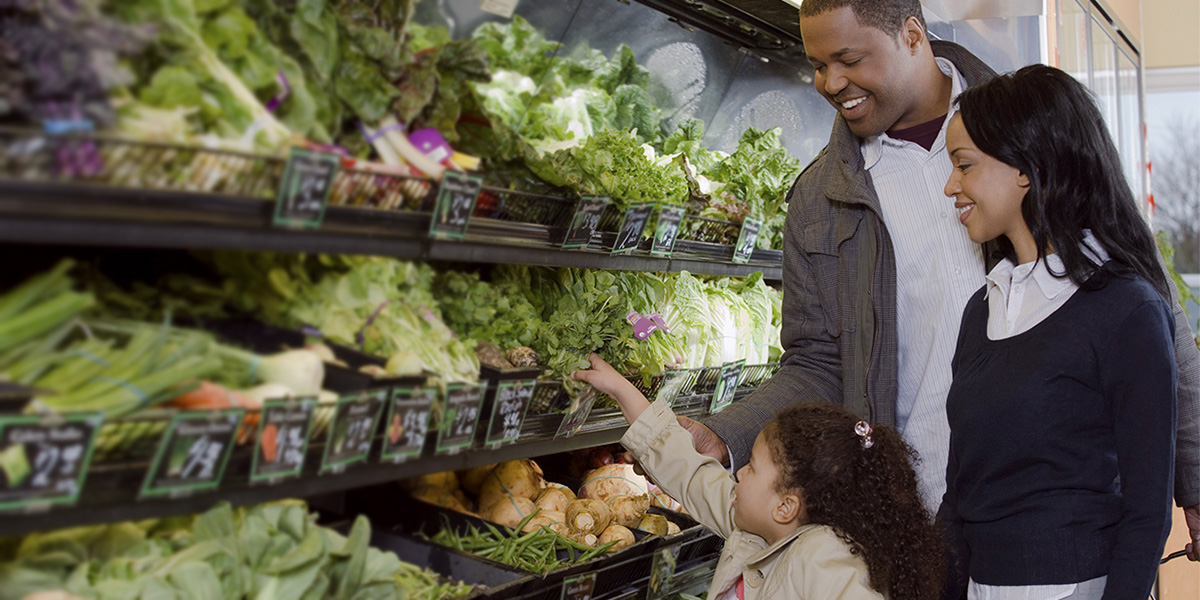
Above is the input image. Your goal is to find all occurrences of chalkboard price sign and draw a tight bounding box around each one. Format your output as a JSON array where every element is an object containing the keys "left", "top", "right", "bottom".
[
  {"left": 556, "top": 386, "right": 597, "bottom": 438},
  {"left": 436, "top": 384, "right": 485, "bottom": 454},
  {"left": 709, "top": 360, "right": 746, "bottom": 414},
  {"left": 381, "top": 387, "right": 436, "bottom": 463},
  {"left": 430, "top": 171, "right": 482, "bottom": 239},
  {"left": 733, "top": 217, "right": 763, "bottom": 264},
  {"left": 250, "top": 397, "right": 316, "bottom": 484},
  {"left": 561, "top": 573, "right": 598, "bottom": 600},
  {"left": 273, "top": 148, "right": 339, "bottom": 229},
  {"left": 141, "top": 410, "right": 244, "bottom": 499},
  {"left": 562, "top": 196, "right": 609, "bottom": 249},
  {"left": 612, "top": 203, "right": 653, "bottom": 254},
  {"left": 321, "top": 390, "right": 386, "bottom": 474},
  {"left": 486, "top": 379, "right": 534, "bottom": 446},
  {"left": 651, "top": 206, "right": 685, "bottom": 256},
  {"left": 0, "top": 413, "right": 101, "bottom": 511}
]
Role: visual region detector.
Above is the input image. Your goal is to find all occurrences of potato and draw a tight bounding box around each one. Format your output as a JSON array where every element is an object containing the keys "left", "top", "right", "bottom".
[
  {"left": 521, "top": 509, "right": 567, "bottom": 534},
  {"left": 535, "top": 487, "right": 573, "bottom": 513},
  {"left": 608, "top": 493, "right": 651, "bottom": 528},
  {"left": 458, "top": 464, "right": 496, "bottom": 496},
  {"left": 637, "top": 513, "right": 670, "bottom": 537},
  {"left": 479, "top": 459, "right": 544, "bottom": 511},
  {"left": 566, "top": 499, "right": 612, "bottom": 536},
  {"left": 486, "top": 496, "right": 537, "bottom": 530}
]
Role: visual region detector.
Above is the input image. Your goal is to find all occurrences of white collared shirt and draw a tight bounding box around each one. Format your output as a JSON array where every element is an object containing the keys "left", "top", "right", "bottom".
[
  {"left": 986, "top": 233, "right": 1110, "bottom": 340},
  {"left": 863, "top": 57, "right": 984, "bottom": 513}
]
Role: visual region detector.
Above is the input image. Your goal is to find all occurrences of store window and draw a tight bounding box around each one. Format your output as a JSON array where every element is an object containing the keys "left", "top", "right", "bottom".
[{"left": 1058, "top": 0, "right": 1091, "bottom": 84}]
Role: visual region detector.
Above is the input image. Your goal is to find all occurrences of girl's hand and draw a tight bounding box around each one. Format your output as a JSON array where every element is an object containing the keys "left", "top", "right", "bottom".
[
  {"left": 572, "top": 353, "right": 632, "bottom": 398},
  {"left": 573, "top": 354, "right": 650, "bottom": 424}
]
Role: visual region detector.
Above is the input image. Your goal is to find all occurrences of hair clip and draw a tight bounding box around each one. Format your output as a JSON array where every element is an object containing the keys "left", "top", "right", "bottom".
[{"left": 854, "top": 421, "right": 874, "bottom": 449}]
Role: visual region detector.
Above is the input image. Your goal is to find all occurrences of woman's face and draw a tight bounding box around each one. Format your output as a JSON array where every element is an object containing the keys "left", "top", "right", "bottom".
[{"left": 944, "top": 115, "right": 1034, "bottom": 259}]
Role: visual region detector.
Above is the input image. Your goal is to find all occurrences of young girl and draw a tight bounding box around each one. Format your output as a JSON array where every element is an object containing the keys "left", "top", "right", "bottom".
[
  {"left": 940, "top": 64, "right": 1177, "bottom": 599},
  {"left": 573, "top": 355, "right": 946, "bottom": 600}
]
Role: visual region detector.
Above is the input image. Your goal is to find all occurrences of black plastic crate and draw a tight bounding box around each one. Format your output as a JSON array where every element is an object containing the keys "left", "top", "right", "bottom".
[
  {"left": 0, "top": 126, "right": 285, "bottom": 198},
  {"left": 367, "top": 528, "right": 533, "bottom": 598},
  {"left": 678, "top": 213, "right": 741, "bottom": 246},
  {"left": 473, "top": 187, "right": 577, "bottom": 230},
  {"left": 327, "top": 164, "right": 436, "bottom": 212},
  {"left": 738, "top": 362, "right": 781, "bottom": 391}
]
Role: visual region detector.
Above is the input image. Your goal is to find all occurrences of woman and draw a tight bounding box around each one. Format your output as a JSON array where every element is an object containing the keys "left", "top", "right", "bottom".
[{"left": 939, "top": 64, "right": 1177, "bottom": 599}]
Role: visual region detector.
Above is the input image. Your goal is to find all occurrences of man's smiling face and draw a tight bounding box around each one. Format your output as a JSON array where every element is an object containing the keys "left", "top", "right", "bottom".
[{"left": 801, "top": 6, "right": 923, "bottom": 138}]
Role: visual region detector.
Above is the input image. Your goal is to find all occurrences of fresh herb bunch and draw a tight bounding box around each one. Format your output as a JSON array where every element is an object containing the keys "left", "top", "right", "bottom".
[{"left": 434, "top": 271, "right": 541, "bottom": 350}]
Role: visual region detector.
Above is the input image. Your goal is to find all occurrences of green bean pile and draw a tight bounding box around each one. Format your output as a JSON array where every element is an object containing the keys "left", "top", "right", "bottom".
[{"left": 429, "top": 513, "right": 618, "bottom": 573}]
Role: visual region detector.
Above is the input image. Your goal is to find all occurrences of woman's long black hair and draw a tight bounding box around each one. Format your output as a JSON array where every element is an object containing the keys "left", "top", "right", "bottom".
[{"left": 955, "top": 64, "right": 1170, "bottom": 299}]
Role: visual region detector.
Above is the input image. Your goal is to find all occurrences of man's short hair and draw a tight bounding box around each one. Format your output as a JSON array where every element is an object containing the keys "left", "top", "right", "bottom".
[{"left": 798, "top": 0, "right": 927, "bottom": 37}]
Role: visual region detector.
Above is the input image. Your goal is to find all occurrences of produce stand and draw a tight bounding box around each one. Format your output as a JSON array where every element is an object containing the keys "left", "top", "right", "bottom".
[{"left": 0, "top": 0, "right": 831, "bottom": 598}]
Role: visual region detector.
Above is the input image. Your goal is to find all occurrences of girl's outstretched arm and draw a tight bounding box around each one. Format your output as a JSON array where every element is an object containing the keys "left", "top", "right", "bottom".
[{"left": 573, "top": 353, "right": 650, "bottom": 426}]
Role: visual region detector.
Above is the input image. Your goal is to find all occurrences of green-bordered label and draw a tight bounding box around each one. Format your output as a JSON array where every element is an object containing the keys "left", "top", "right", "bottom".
[
  {"left": 436, "top": 383, "right": 485, "bottom": 454},
  {"left": 321, "top": 390, "right": 386, "bottom": 474},
  {"left": 709, "top": 360, "right": 746, "bottom": 414},
  {"left": 485, "top": 379, "right": 534, "bottom": 446},
  {"left": 612, "top": 203, "right": 653, "bottom": 254},
  {"left": 250, "top": 397, "right": 316, "bottom": 484},
  {"left": 380, "top": 387, "right": 435, "bottom": 463},
  {"left": 273, "top": 147, "right": 339, "bottom": 229},
  {"left": 561, "top": 573, "right": 598, "bottom": 600},
  {"left": 651, "top": 206, "right": 685, "bottom": 256},
  {"left": 430, "top": 171, "right": 482, "bottom": 239},
  {"left": 733, "top": 216, "right": 763, "bottom": 264},
  {"left": 562, "top": 196, "right": 609, "bottom": 249},
  {"left": 646, "top": 546, "right": 681, "bottom": 600},
  {"left": 0, "top": 412, "right": 102, "bottom": 511},
  {"left": 140, "top": 409, "right": 243, "bottom": 499}
]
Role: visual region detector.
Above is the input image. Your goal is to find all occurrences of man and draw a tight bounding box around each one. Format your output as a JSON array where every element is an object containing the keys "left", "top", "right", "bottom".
[{"left": 675, "top": 0, "right": 1200, "bottom": 562}]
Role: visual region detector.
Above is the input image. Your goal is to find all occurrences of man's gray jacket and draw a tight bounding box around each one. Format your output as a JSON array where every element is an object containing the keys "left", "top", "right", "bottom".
[{"left": 704, "top": 41, "right": 1200, "bottom": 508}]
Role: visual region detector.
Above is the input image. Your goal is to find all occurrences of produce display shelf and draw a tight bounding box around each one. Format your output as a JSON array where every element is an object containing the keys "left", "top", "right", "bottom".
[
  {"left": 0, "top": 180, "right": 782, "bottom": 280},
  {"left": 0, "top": 426, "right": 623, "bottom": 538}
]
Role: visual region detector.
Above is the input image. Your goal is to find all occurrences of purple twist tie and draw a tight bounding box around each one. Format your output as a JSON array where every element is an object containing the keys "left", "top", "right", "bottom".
[
  {"left": 265, "top": 71, "right": 291, "bottom": 112},
  {"left": 359, "top": 121, "right": 407, "bottom": 144},
  {"left": 355, "top": 299, "right": 391, "bottom": 349},
  {"left": 300, "top": 326, "right": 324, "bottom": 338}
]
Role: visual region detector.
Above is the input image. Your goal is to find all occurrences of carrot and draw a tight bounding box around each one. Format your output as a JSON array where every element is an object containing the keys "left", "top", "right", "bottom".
[
  {"left": 168, "top": 380, "right": 261, "bottom": 445},
  {"left": 260, "top": 423, "right": 279, "bottom": 463}
]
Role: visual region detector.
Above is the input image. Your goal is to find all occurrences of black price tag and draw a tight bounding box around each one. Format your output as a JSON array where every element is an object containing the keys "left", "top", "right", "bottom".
[
  {"left": 709, "top": 360, "right": 746, "bottom": 414},
  {"left": 556, "top": 386, "right": 597, "bottom": 438},
  {"left": 562, "top": 196, "right": 609, "bottom": 249},
  {"left": 651, "top": 206, "right": 685, "bottom": 256},
  {"left": 646, "top": 546, "right": 681, "bottom": 600},
  {"left": 561, "top": 573, "right": 598, "bottom": 600},
  {"left": 250, "top": 397, "right": 316, "bottom": 484},
  {"left": 733, "top": 216, "right": 763, "bottom": 264},
  {"left": 273, "top": 147, "right": 339, "bottom": 229},
  {"left": 140, "top": 410, "right": 243, "bottom": 499},
  {"left": 322, "top": 390, "right": 386, "bottom": 474},
  {"left": 612, "top": 203, "right": 653, "bottom": 254},
  {"left": 486, "top": 379, "right": 534, "bottom": 446},
  {"left": 430, "top": 171, "right": 482, "bottom": 239},
  {"left": 0, "top": 413, "right": 101, "bottom": 511},
  {"left": 436, "top": 384, "right": 484, "bottom": 454},
  {"left": 381, "top": 387, "right": 435, "bottom": 463}
]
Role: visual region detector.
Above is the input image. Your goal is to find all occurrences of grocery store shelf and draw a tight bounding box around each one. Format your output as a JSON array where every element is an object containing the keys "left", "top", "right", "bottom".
[
  {"left": 0, "top": 427, "right": 623, "bottom": 538},
  {"left": 0, "top": 180, "right": 782, "bottom": 279}
]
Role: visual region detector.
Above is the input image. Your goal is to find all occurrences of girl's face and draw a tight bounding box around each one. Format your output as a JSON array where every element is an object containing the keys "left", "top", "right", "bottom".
[
  {"left": 733, "top": 431, "right": 796, "bottom": 539},
  {"left": 944, "top": 115, "right": 1036, "bottom": 262}
]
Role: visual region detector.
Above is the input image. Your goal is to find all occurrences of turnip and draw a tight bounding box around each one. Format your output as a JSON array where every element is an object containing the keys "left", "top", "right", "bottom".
[
  {"left": 485, "top": 496, "right": 537, "bottom": 530},
  {"left": 599, "top": 524, "right": 636, "bottom": 551},
  {"left": 652, "top": 490, "right": 682, "bottom": 512},
  {"left": 567, "top": 531, "right": 598, "bottom": 547},
  {"left": 458, "top": 463, "right": 496, "bottom": 496},
  {"left": 545, "top": 482, "right": 576, "bottom": 499},
  {"left": 578, "top": 464, "right": 650, "bottom": 503},
  {"left": 637, "top": 513, "right": 670, "bottom": 537},
  {"left": 566, "top": 499, "right": 612, "bottom": 536},
  {"left": 607, "top": 493, "right": 651, "bottom": 528},
  {"left": 479, "top": 459, "right": 544, "bottom": 511},
  {"left": 521, "top": 509, "right": 567, "bottom": 535},
  {"left": 535, "top": 487, "right": 573, "bottom": 513},
  {"left": 666, "top": 521, "right": 681, "bottom": 536}
]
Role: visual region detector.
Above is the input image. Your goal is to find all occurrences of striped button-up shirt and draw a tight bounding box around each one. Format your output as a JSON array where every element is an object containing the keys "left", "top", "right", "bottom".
[{"left": 862, "top": 58, "right": 984, "bottom": 512}]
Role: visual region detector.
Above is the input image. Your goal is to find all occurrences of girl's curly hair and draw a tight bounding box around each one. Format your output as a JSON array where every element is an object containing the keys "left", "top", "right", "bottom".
[{"left": 763, "top": 403, "right": 946, "bottom": 600}]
